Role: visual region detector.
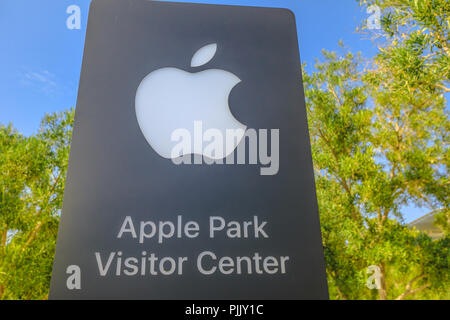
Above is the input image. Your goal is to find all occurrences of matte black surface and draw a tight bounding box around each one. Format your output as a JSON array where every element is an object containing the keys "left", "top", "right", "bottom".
[{"left": 49, "top": 0, "right": 328, "bottom": 299}]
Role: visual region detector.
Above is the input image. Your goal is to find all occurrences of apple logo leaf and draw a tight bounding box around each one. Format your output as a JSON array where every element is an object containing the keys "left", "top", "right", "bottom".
[{"left": 191, "top": 43, "right": 217, "bottom": 68}]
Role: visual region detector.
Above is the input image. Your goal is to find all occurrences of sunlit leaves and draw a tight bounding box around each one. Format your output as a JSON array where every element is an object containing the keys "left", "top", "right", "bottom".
[
  {"left": 0, "top": 109, "right": 74, "bottom": 300},
  {"left": 303, "top": 34, "right": 448, "bottom": 298}
]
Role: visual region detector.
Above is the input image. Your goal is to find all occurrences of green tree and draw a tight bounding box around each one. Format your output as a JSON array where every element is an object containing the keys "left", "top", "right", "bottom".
[
  {"left": 0, "top": 109, "right": 74, "bottom": 300},
  {"left": 358, "top": 0, "right": 449, "bottom": 299},
  {"left": 359, "top": 0, "right": 449, "bottom": 94},
  {"left": 303, "top": 42, "right": 448, "bottom": 299},
  {"left": 300, "top": 0, "right": 449, "bottom": 301}
]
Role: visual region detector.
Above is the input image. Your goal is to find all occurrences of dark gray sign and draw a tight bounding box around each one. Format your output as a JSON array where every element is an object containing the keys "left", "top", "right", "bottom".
[{"left": 49, "top": 0, "right": 329, "bottom": 299}]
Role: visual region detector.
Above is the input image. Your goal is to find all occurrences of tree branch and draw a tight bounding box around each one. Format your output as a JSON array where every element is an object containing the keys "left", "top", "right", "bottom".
[
  {"left": 317, "top": 128, "right": 359, "bottom": 221},
  {"left": 37, "top": 170, "right": 63, "bottom": 218},
  {"left": 328, "top": 85, "right": 344, "bottom": 106},
  {"left": 0, "top": 285, "right": 5, "bottom": 300},
  {"left": 378, "top": 262, "right": 388, "bottom": 300},
  {"left": 13, "top": 170, "right": 62, "bottom": 259},
  {"left": 20, "top": 221, "right": 43, "bottom": 254},
  {"left": 395, "top": 274, "right": 430, "bottom": 300},
  {"left": 1, "top": 227, "right": 6, "bottom": 249},
  {"left": 435, "top": 83, "right": 450, "bottom": 93}
]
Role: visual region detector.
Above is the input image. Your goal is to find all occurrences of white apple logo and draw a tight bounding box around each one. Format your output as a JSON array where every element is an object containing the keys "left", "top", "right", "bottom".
[{"left": 135, "top": 43, "right": 247, "bottom": 160}]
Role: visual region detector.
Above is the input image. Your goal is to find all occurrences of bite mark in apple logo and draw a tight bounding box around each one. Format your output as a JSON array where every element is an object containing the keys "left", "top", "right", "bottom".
[{"left": 135, "top": 43, "right": 247, "bottom": 160}]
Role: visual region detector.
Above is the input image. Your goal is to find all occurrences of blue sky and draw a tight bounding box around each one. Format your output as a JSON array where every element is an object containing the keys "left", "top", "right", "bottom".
[{"left": 0, "top": 0, "right": 435, "bottom": 223}]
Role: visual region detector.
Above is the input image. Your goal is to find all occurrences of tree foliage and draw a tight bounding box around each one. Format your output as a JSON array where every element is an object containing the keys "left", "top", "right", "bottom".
[
  {"left": 301, "top": 0, "right": 449, "bottom": 299},
  {"left": 303, "top": 45, "right": 449, "bottom": 300},
  {"left": 359, "top": 0, "right": 449, "bottom": 94},
  {"left": 0, "top": 109, "right": 74, "bottom": 299}
]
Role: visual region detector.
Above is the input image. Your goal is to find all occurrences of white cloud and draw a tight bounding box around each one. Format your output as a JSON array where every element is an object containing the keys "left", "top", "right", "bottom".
[{"left": 20, "top": 69, "right": 58, "bottom": 97}]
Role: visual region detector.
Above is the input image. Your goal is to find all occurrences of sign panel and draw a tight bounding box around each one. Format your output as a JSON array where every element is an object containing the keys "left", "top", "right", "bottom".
[{"left": 50, "top": 0, "right": 329, "bottom": 299}]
